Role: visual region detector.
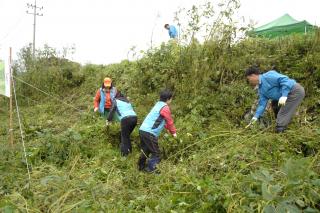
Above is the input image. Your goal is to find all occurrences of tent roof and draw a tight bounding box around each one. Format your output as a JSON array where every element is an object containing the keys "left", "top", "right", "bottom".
[
  {"left": 254, "top": 14, "right": 311, "bottom": 32},
  {"left": 248, "top": 14, "right": 317, "bottom": 38}
]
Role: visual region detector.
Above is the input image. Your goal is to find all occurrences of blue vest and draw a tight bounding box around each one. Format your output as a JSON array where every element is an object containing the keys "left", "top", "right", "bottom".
[
  {"left": 140, "top": 101, "right": 167, "bottom": 137},
  {"left": 99, "top": 87, "right": 117, "bottom": 114},
  {"left": 116, "top": 99, "right": 137, "bottom": 120}
]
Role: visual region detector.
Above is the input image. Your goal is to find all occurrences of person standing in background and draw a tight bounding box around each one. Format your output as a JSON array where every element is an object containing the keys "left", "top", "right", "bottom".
[{"left": 164, "top": 24, "right": 178, "bottom": 39}]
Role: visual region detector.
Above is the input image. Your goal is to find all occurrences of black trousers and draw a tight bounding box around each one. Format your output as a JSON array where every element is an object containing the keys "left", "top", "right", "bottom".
[
  {"left": 138, "top": 130, "right": 161, "bottom": 171},
  {"left": 120, "top": 116, "right": 137, "bottom": 156}
]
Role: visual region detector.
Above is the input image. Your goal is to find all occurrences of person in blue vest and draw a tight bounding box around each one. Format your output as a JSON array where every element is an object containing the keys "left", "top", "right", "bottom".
[
  {"left": 245, "top": 66, "right": 305, "bottom": 133},
  {"left": 94, "top": 77, "right": 117, "bottom": 117},
  {"left": 164, "top": 24, "right": 178, "bottom": 39},
  {"left": 107, "top": 92, "right": 137, "bottom": 156},
  {"left": 138, "top": 89, "right": 177, "bottom": 172}
]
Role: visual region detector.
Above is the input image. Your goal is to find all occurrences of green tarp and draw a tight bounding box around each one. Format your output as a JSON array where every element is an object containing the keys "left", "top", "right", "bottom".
[
  {"left": 0, "top": 60, "right": 5, "bottom": 96},
  {"left": 0, "top": 58, "right": 10, "bottom": 97},
  {"left": 249, "top": 14, "right": 316, "bottom": 38}
]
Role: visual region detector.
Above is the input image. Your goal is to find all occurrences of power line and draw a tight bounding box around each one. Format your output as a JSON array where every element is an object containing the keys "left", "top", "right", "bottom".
[
  {"left": 0, "top": 14, "right": 25, "bottom": 44},
  {"left": 26, "top": 0, "right": 43, "bottom": 58}
]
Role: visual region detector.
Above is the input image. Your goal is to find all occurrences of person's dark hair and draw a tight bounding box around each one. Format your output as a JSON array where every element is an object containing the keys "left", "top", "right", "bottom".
[
  {"left": 164, "top": 24, "right": 169, "bottom": 29},
  {"left": 115, "top": 91, "right": 122, "bottom": 98},
  {"left": 115, "top": 91, "right": 129, "bottom": 103},
  {"left": 245, "top": 66, "right": 260, "bottom": 77},
  {"left": 160, "top": 89, "right": 173, "bottom": 102}
]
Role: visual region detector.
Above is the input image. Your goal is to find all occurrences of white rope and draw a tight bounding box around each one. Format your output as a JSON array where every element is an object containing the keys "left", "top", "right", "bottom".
[
  {"left": 13, "top": 76, "right": 82, "bottom": 113},
  {"left": 11, "top": 74, "right": 32, "bottom": 183}
]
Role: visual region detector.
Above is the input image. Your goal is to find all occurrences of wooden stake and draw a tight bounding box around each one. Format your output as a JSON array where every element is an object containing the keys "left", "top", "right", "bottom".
[{"left": 9, "top": 47, "right": 13, "bottom": 146}]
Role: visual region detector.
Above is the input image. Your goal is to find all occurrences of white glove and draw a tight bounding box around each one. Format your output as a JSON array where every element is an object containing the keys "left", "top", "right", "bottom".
[
  {"left": 94, "top": 107, "right": 99, "bottom": 112},
  {"left": 278, "top": 97, "right": 287, "bottom": 106},
  {"left": 172, "top": 133, "right": 177, "bottom": 138},
  {"left": 245, "top": 117, "right": 257, "bottom": 129},
  {"left": 105, "top": 120, "right": 110, "bottom": 126}
]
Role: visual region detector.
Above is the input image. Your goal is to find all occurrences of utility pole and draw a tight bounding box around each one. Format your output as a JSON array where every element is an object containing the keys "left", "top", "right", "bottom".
[
  {"left": 9, "top": 47, "right": 13, "bottom": 146},
  {"left": 26, "top": 0, "right": 43, "bottom": 58},
  {"left": 150, "top": 12, "right": 161, "bottom": 50}
]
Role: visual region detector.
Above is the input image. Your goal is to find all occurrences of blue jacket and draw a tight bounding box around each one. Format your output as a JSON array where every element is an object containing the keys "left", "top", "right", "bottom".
[
  {"left": 140, "top": 101, "right": 167, "bottom": 137},
  {"left": 99, "top": 87, "right": 117, "bottom": 114},
  {"left": 255, "top": 70, "right": 296, "bottom": 118},
  {"left": 107, "top": 98, "right": 137, "bottom": 121},
  {"left": 168, "top": 25, "right": 178, "bottom": 38}
]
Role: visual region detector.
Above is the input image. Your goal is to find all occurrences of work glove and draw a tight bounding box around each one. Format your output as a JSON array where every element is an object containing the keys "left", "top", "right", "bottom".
[
  {"left": 94, "top": 107, "right": 99, "bottom": 112},
  {"left": 105, "top": 120, "right": 110, "bottom": 126},
  {"left": 278, "top": 97, "right": 287, "bottom": 106},
  {"left": 245, "top": 117, "right": 257, "bottom": 129},
  {"left": 172, "top": 133, "right": 177, "bottom": 138}
]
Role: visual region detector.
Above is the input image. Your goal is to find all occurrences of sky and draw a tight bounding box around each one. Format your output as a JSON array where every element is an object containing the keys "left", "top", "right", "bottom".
[{"left": 0, "top": 0, "right": 319, "bottom": 65}]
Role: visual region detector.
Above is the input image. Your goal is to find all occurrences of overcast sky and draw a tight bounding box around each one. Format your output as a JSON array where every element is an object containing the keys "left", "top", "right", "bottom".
[{"left": 0, "top": 0, "right": 319, "bottom": 65}]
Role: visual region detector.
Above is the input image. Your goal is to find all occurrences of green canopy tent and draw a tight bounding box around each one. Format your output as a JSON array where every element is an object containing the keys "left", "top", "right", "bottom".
[{"left": 249, "top": 14, "right": 316, "bottom": 38}]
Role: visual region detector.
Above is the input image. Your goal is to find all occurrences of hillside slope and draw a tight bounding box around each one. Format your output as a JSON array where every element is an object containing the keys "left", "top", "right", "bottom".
[{"left": 0, "top": 33, "right": 320, "bottom": 212}]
